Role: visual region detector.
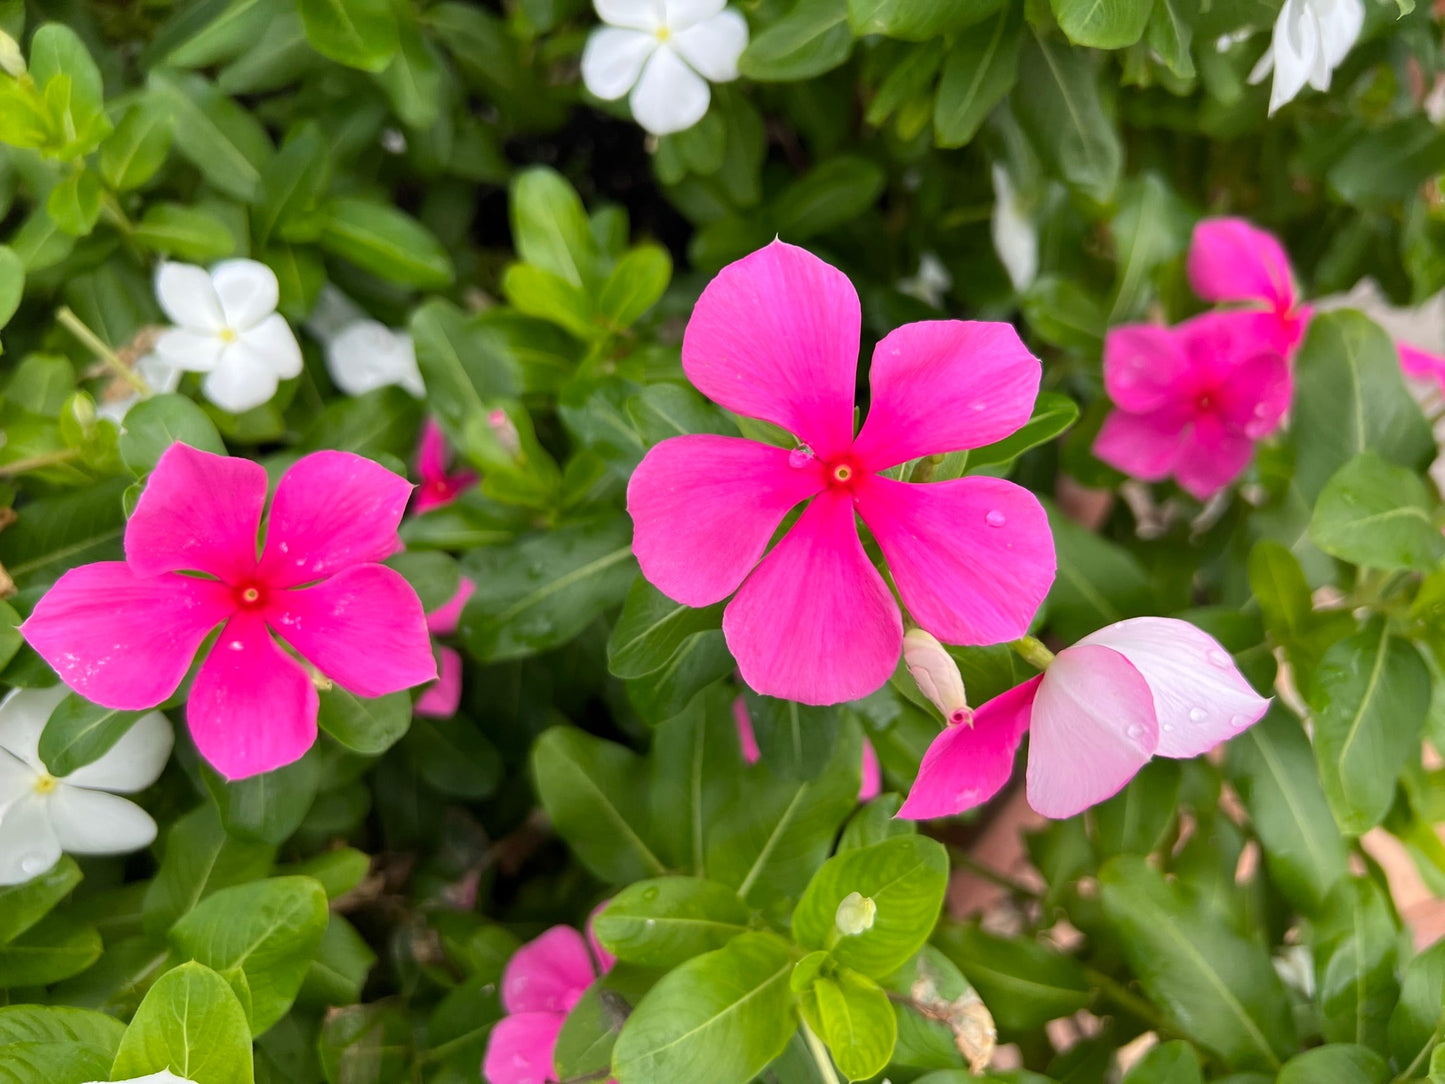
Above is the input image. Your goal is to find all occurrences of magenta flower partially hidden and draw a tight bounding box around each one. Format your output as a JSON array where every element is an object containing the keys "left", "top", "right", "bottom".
[
  {"left": 21, "top": 444, "right": 436, "bottom": 780},
  {"left": 415, "top": 577, "right": 475, "bottom": 718},
  {"left": 1187, "top": 217, "right": 1312, "bottom": 358},
  {"left": 1094, "top": 312, "right": 1292, "bottom": 500},
  {"left": 412, "top": 419, "right": 477, "bottom": 514},
  {"left": 900, "top": 618, "right": 1269, "bottom": 821},
  {"left": 628, "top": 241, "right": 1056, "bottom": 705},
  {"left": 732, "top": 695, "right": 882, "bottom": 802},
  {"left": 484, "top": 925, "right": 610, "bottom": 1084}
]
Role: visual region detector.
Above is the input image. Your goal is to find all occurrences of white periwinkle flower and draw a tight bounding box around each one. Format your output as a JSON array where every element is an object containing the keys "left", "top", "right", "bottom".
[
  {"left": 82, "top": 1073, "right": 197, "bottom": 1084},
  {"left": 990, "top": 163, "right": 1038, "bottom": 293},
  {"left": 97, "top": 353, "right": 183, "bottom": 425},
  {"left": 898, "top": 252, "right": 953, "bottom": 309},
  {"left": 581, "top": 0, "right": 749, "bottom": 137},
  {"left": 1248, "top": 0, "right": 1365, "bottom": 115},
  {"left": 326, "top": 320, "right": 425, "bottom": 399},
  {"left": 0, "top": 686, "right": 173, "bottom": 886},
  {"left": 154, "top": 259, "right": 303, "bottom": 414}
]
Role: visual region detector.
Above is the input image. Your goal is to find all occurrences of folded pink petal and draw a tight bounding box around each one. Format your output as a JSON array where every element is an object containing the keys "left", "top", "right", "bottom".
[
  {"left": 502, "top": 926, "right": 596, "bottom": 1015},
  {"left": 733, "top": 696, "right": 760, "bottom": 764},
  {"left": 858, "top": 740, "right": 882, "bottom": 803},
  {"left": 852, "top": 321, "right": 1040, "bottom": 470},
  {"left": 723, "top": 488, "right": 902, "bottom": 705},
  {"left": 417, "top": 419, "right": 449, "bottom": 482},
  {"left": 1188, "top": 218, "right": 1297, "bottom": 311},
  {"left": 21, "top": 564, "right": 233, "bottom": 710},
  {"left": 1025, "top": 645, "right": 1157, "bottom": 819},
  {"left": 257, "top": 451, "right": 413, "bottom": 587},
  {"left": 187, "top": 611, "right": 319, "bottom": 779},
  {"left": 1093, "top": 407, "right": 1187, "bottom": 481},
  {"left": 898, "top": 675, "right": 1041, "bottom": 820},
  {"left": 1214, "top": 350, "right": 1292, "bottom": 439},
  {"left": 627, "top": 435, "right": 826, "bottom": 608},
  {"left": 1399, "top": 342, "right": 1445, "bottom": 387},
  {"left": 414, "top": 646, "right": 462, "bottom": 717},
  {"left": 1102, "top": 324, "right": 1192, "bottom": 414},
  {"left": 269, "top": 565, "right": 436, "bottom": 698},
  {"left": 1171, "top": 416, "right": 1256, "bottom": 500},
  {"left": 1077, "top": 617, "right": 1269, "bottom": 758},
  {"left": 124, "top": 443, "right": 267, "bottom": 581},
  {"left": 682, "top": 240, "right": 860, "bottom": 459},
  {"left": 482, "top": 1012, "right": 565, "bottom": 1084},
  {"left": 855, "top": 475, "right": 1054, "bottom": 646},
  {"left": 426, "top": 578, "right": 476, "bottom": 638}
]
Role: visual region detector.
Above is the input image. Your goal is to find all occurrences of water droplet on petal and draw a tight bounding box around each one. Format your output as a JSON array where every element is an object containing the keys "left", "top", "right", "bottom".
[
  {"left": 1189, "top": 707, "right": 1206, "bottom": 722},
  {"left": 228, "top": 640, "right": 245, "bottom": 651},
  {"left": 968, "top": 400, "right": 987, "bottom": 412},
  {"left": 18, "top": 852, "right": 51, "bottom": 875},
  {"left": 1229, "top": 713, "right": 1251, "bottom": 729},
  {"left": 1125, "top": 723, "right": 1144, "bottom": 741},
  {"left": 985, "top": 510, "right": 1007, "bottom": 528},
  {"left": 1162, "top": 722, "right": 1174, "bottom": 733},
  {"left": 788, "top": 445, "right": 815, "bottom": 468},
  {"left": 1207, "top": 648, "right": 1230, "bottom": 668}
]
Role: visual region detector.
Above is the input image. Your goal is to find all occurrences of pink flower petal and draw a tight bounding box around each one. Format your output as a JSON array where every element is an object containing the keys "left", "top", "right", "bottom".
[
  {"left": 414, "top": 646, "right": 462, "bottom": 717},
  {"left": 1093, "top": 407, "right": 1188, "bottom": 482},
  {"left": 1399, "top": 342, "right": 1445, "bottom": 386},
  {"left": 854, "top": 475, "right": 1054, "bottom": 647},
  {"left": 187, "top": 611, "right": 319, "bottom": 779},
  {"left": 482, "top": 1012, "right": 565, "bottom": 1084},
  {"left": 628, "top": 435, "right": 825, "bottom": 608},
  {"left": 858, "top": 740, "right": 881, "bottom": 803},
  {"left": 426, "top": 578, "right": 476, "bottom": 638},
  {"left": 852, "top": 321, "right": 1041, "bottom": 470},
  {"left": 1025, "top": 645, "right": 1157, "bottom": 819},
  {"left": 125, "top": 443, "right": 268, "bottom": 582},
  {"left": 1102, "top": 324, "right": 1191, "bottom": 414},
  {"left": 733, "top": 696, "right": 760, "bottom": 764},
  {"left": 256, "top": 451, "right": 413, "bottom": 587},
  {"left": 722, "top": 488, "right": 902, "bottom": 705},
  {"left": 897, "top": 675, "right": 1041, "bottom": 820},
  {"left": 268, "top": 565, "right": 436, "bottom": 699},
  {"left": 1077, "top": 617, "right": 1269, "bottom": 758},
  {"left": 416, "top": 419, "right": 449, "bottom": 483},
  {"left": 1171, "top": 416, "right": 1256, "bottom": 500},
  {"left": 1187, "top": 217, "right": 1297, "bottom": 311},
  {"left": 682, "top": 241, "right": 860, "bottom": 459},
  {"left": 502, "top": 926, "right": 596, "bottom": 1015},
  {"left": 586, "top": 901, "right": 616, "bottom": 974},
  {"left": 21, "top": 564, "right": 234, "bottom": 710},
  {"left": 1214, "top": 350, "right": 1292, "bottom": 440}
]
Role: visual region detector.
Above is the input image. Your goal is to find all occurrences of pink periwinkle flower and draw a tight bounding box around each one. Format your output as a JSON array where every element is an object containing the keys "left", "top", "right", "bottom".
[
  {"left": 484, "top": 922, "right": 613, "bottom": 1084},
  {"left": 414, "top": 577, "right": 475, "bottom": 718},
  {"left": 732, "top": 695, "right": 882, "bottom": 802},
  {"left": 900, "top": 617, "right": 1269, "bottom": 821},
  {"left": 412, "top": 419, "right": 477, "bottom": 514},
  {"left": 1187, "top": 217, "right": 1313, "bottom": 358},
  {"left": 627, "top": 241, "right": 1056, "bottom": 705},
  {"left": 20, "top": 443, "right": 437, "bottom": 780},
  {"left": 1093, "top": 312, "right": 1293, "bottom": 500}
]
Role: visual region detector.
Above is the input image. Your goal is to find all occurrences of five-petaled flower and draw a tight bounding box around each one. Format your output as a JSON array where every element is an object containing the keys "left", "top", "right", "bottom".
[
  {"left": 0, "top": 686, "right": 172, "bottom": 885},
  {"left": 627, "top": 240, "right": 1056, "bottom": 705},
  {"left": 21, "top": 443, "right": 436, "bottom": 780},
  {"left": 581, "top": 0, "right": 748, "bottom": 136},
  {"left": 413, "top": 420, "right": 478, "bottom": 515},
  {"left": 1248, "top": 0, "right": 1364, "bottom": 115},
  {"left": 1187, "top": 217, "right": 1313, "bottom": 358},
  {"left": 901, "top": 617, "right": 1269, "bottom": 821},
  {"left": 154, "top": 259, "right": 303, "bottom": 414},
  {"left": 483, "top": 923, "right": 613, "bottom": 1084}
]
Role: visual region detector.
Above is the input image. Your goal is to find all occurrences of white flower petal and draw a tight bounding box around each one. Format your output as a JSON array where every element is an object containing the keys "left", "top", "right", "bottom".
[
  {"left": 0, "top": 751, "right": 35, "bottom": 812},
  {"left": 1268, "top": 0, "right": 1320, "bottom": 112},
  {"left": 0, "top": 686, "right": 67, "bottom": 772},
  {"left": 238, "top": 313, "right": 304, "bottom": 378},
  {"left": 629, "top": 46, "right": 711, "bottom": 136},
  {"left": 1319, "top": 0, "right": 1364, "bottom": 68},
  {"left": 582, "top": 27, "right": 658, "bottom": 100},
  {"left": 62, "top": 710, "right": 172, "bottom": 793},
  {"left": 326, "top": 321, "right": 424, "bottom": 397},
  {"left": 155, "top": 328, "right": 226, "bottom": 373},
  {"left": 155, "top": 262, "right": 224, "bottom": 332},
  {"left": 48, "top": 786, "right": 157, "bottom": 855},
  {"left": 0, "top": 794, "right": 61, "bottom": 886},
  {"left": 211, "top": 258, "right": 280, "bottom": 330},
  {"left": 596, "top": 0, "right": 663, "bottom": 32},
  {"left": 201, "top": 348, "right": 281, "bottom": 413},
  {"left": 1247, "top": 43, "right": 1275, "bottom": 85},
  {"left": 303, "top": 285, "right": 367, "bottom": 345},
  {"left": 672, "top": 9, "right": 747, "bottom": 83},
  {"left": 990, "top": 163, "right": 1038, "bottom": 292},
  {"left": 664, "top": 0, "right": 726, "bottom": 31},
  {"left": 81, "top": 1073, "right": 198, "bottom": 1084},
  {"left": 135, "top": 353, "right": 183, "bottom": 395}
]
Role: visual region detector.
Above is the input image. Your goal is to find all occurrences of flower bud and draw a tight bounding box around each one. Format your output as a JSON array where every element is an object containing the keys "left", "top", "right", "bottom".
[
  {"left": 487, "top": 408, "right": 522, "bottom": 459},
  {"left": 0, "top": 31, "right": 25, "bottom": 79},
  {"left": 835, "top": 891, "right": 876, "bottom": 937},
  {"left": 904, "top": 628, "right": 971, "bottom": 726}
]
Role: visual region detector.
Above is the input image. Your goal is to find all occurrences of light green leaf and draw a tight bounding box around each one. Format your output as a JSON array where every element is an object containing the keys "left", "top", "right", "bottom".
[
  {"left": 316, "top": 686, "right": 412, "bottom": 755},
  {"left": 99, "top": 102, "right": 175, "bottom": 191},
  {"left": 594, "top": 878, "right": 750, "bottom": 969},
  {"left": 598, "top": 245, "right": 672, "bottom": 327},
  {"left": 1050, "top": 0, "right": 1152, "bottom": 49},
  {"left": 799, "top": 969, "right": 897, "bottom": 1081},
  {"left": 1309, "top": 452, "right": 1445, "bottom": 572},
  {"left": 739, "top": 0, "right": 852, "bottom": 82},
  {"left": 112, "top": 962, "right": 253, "bottom": 1084},
  {"left": 298, "top": 0, "right": 398, "bottom": 71},
  {"left": 319, "top": 197, "right": 454, "bottom": 289}
]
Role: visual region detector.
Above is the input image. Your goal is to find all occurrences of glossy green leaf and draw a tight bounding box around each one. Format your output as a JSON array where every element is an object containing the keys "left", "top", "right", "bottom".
[
  {"left": 739, "top": 0, "right": 852, "bottom": 81},
  {"left": 1309, "top": 452, "right": 1445, "bottom": 572},
  {"left": 934, "top": 4, "right": 1023, "bottom": 148},
  {"left": 36, "top": 693, "right": 149, "bottom": 778},
  {"left": 298, "top": 0, "right": 398, "bottom": 71},
  {"left": 799, "top": 968, "right": 897, "bottom": 1081},
  {"left": 1275, "top": 1044, "right": 1389, "bottom": 1084},
  {"left": 1051, "top": 0, "right": 1152, "bottom": 48},
  {"left": 0, "top": 857, "right": 82, "bottom": 946},
  {"left": 607, "top": 576, "right": 725, "bottom": 679},
  {"left": 594, "top": 878, "right": 750, "bottom": 968},
  {"left": 112, "top": 962, "right": 253, "bottom": 1084}
]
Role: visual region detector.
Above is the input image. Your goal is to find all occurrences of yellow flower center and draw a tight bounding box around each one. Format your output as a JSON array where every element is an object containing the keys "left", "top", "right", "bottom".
[
  {"left": 655, "top": 25, "right": 672, "bottom": 42},
  {"left": 219, "top": 327, "right": 238, "bottom": 343},
  {"left": 33, "top": 773, "right": 58, "bottom": 795}
]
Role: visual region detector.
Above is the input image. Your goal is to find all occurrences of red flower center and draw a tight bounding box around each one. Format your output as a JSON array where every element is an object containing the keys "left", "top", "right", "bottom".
[
  {"left": 825, "top": 455, "right": 862, "bottom": 490},
  {"left": 236, "top": 583, "right": 266, "bottom": 609}
]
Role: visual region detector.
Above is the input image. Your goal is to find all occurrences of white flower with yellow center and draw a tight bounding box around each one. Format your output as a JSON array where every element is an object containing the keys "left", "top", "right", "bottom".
[
  {"left": 581, "top": 0, "right": 749, "bottom": 136},
  {"left": 0, "top": 686, "right": 172, "bottom": 886}
]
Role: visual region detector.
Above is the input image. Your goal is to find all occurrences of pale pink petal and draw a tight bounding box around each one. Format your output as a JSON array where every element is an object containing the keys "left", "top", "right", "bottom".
[
  {"left": 682, "top": 241, "right": 860, "bottom": 459},
  {"left": 256, "top": 451, "right": 413, "bottom": 587},
  {"left": 1172, "top": 416, "right": 1255, "bottom": 500},
  {"left": 858, "top": 741, "right": 881, "bottom": 803},
  {"left": 21, "top": 564, "right": 234, "bottom": 710},
  {"left": 125, "top": 443, "right": 268, "bottom": 581},
  {"left": 733, "top": 696, "right": 760, "bottom": 764},
  {"left": 1025, "top": 645, "right": 1157, "bottom": 819},
  {"left": 482, "top": 1013, "right": 565, "bottom": 1084},
  {"left": 1214, "top": 350, "right": 1292, "bottom": 439},
  {"left": 898, "top": 675, "right": 1041, "bottom": 820},
  {"left": 723, "top": 488, "right": 902, "bottom": 705},
  {"left": 426, "top": 578, "right": 476, "bottom": 638},
  {"left": 586, "top": 901, "right": 616, "bottom": 973},
  {"left": 416, "top": 419, "right": 449, "bottom": 483},
  {"left": 1187, "top": 218, "right": 1297, "bottom": 311},
  {"left": 48, "top": 787, "right": 158, "bottom": 854},
  {"left": 1399, "top": 342, "right": 1445, "bottom": 386},
  {"left": 852, "top": 321, "right": 1041, "bottom": 470},
  {"left": 1101, "top": 324, "right": 1191, "bottom": 414},
  {"left": 1077, "top": 617, "right": 1269, "bottom": 758},
  {"left": 413, "top": 647, "right": 462, "bottom": 718},
  {"left": 187, "top": 611, "right": 318, "bottom": 780},
  {"left": 627, "top": 435, "right": 825, "bottom": 608},
  {"left": 854, "top": 475, "right": 1054, "bottom": 647},
  {"left": 268, "top": 565, "right": 436, "bottom": 699},
  {"left": 502, "top": 926, "right": 596, "bottom": 1015},
  {"left": 1093, "top": 408, "right": 1188, "bottom": 481},
  {"left": 212, "top": 258, "right": 279, "bottom": 331}
]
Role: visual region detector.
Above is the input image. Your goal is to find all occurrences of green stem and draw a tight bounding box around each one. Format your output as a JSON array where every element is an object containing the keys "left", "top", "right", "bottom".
[
  {"left": 1084, "top": 966, "right": 1172, "bottom": 1035},
  {"left": 1010, "top": 635, "right": 1056, "bottom": 671},
  {"left": 0, "top": 448, "right": 82, "bottom": 477},
  {"left": 1393, "top": 1022, "right": 1442, "bottom": 1082},
  {"left": 56, "top": 306, "right": 150, "bottom": 395},
  {"left": 800, "top": 1022, "right": 840, "bottom": 1084},
  {"left": 100, "top": 190, "right": 132, "bottom": 234}
]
